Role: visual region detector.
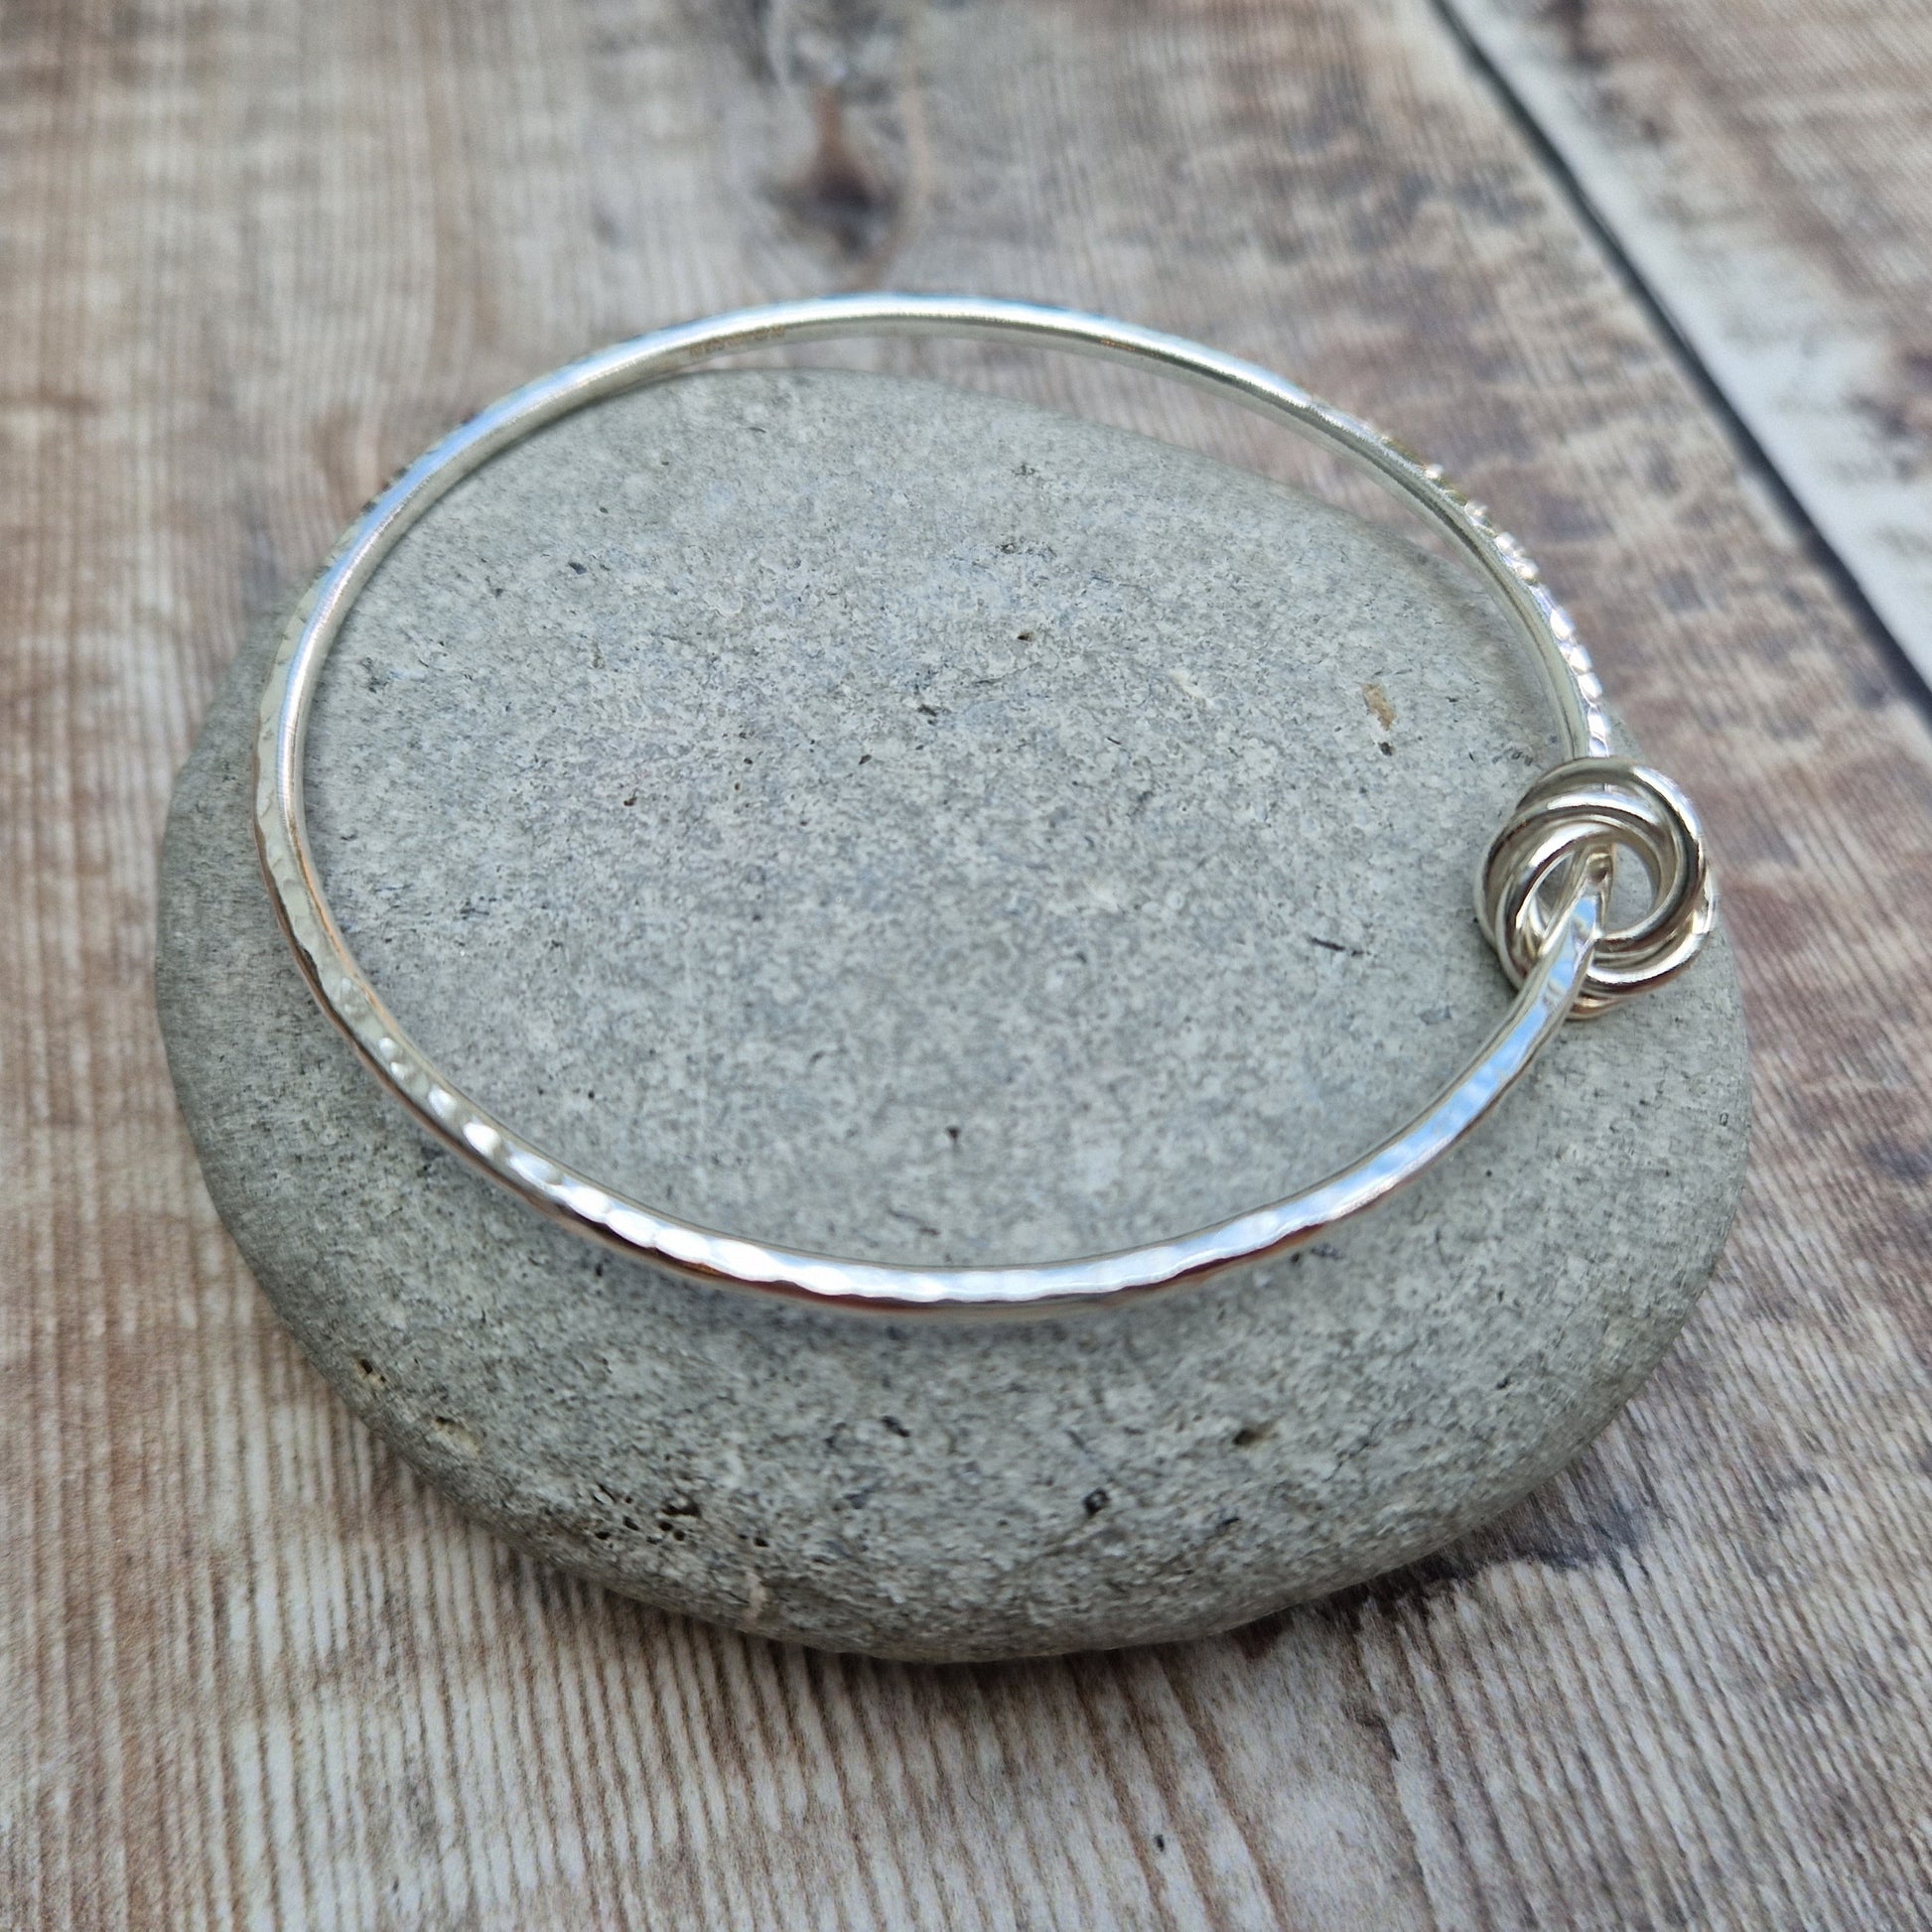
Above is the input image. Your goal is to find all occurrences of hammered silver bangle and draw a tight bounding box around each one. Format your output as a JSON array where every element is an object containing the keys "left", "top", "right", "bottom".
[{"left": 254, "top": 294, "right": 1716, "bottom": 1311}]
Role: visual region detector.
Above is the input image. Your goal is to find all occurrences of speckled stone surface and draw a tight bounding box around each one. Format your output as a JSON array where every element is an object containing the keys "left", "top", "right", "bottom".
[{"left": 157, "top": 369, "right": 1749, "bottom": 1659}]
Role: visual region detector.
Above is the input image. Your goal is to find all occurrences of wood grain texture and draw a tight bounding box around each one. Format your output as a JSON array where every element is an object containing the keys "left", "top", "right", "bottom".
[
  {"left": 1442, "top": 0, "right": 1932, "bottom": 686},
  {"left": 5, "top": 0, "right": 1932, "bottom": 1924}
]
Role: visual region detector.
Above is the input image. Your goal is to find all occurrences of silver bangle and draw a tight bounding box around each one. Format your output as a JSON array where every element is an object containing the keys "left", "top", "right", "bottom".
[{"left": 254, "top": 294, "right": 1715, "bottom": 1312}]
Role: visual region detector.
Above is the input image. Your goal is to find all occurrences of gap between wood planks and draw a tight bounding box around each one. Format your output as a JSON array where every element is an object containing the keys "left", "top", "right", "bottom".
[{"left": 1429, "top": 0, "right": 1932, "bottom": 725}]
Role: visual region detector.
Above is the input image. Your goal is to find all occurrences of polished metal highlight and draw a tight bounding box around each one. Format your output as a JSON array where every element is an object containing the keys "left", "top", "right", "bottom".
[
  {"left": 254, "top": 293, "right": 1713, "bottom": 1311},
  {"left": 1478, "top": 759, "right": 1716, "bottom": 1018}
]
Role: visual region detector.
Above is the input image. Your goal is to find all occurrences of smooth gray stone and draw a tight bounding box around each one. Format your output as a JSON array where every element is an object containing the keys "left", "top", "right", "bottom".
[{"left": 158, "top": 368, "right": 1749, "bottom": 1660}]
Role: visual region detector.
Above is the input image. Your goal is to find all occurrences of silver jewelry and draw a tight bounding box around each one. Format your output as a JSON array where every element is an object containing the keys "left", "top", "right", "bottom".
[{"left": 255, "top": 294, "right": 1715, "bottom": 1311}]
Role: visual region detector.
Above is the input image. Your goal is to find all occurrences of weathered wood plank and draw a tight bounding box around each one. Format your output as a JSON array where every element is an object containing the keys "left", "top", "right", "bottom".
[
  {"left": 5, "top": 0, "right": 1932, "bottom": 1924},
  {"left": 1442, "top": 0, "right": 1932, "bottom": 686}
]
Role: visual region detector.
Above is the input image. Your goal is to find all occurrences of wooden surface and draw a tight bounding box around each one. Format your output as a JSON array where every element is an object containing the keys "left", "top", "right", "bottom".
[
  {"left": 1444, "top": 0, "right": 1932, "bottom": 686},
  {"left": 6, "top": 0, "right": 1932, "bottom": 1924}
]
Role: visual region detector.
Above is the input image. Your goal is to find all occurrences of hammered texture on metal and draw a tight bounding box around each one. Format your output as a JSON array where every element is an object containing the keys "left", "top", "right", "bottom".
[{"left": 252, "top": 295, "right": 1688, "bottom": 1311}]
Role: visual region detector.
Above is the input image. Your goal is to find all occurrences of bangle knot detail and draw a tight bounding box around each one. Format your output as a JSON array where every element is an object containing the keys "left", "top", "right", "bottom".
[{"left": 1478, "top": 757, "right": 1717, "bottom": 1019}]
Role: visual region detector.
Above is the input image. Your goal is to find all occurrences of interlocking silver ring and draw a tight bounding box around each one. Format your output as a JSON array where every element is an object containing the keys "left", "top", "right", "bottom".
[{"left": 1478, "top": 758, "right": 1716, "bottom": 1019}]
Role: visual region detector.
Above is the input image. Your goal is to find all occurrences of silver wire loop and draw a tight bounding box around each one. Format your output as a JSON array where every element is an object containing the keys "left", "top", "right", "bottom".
[
  {"left": 253, "top": 293, "right": 1712, "bottom": 1311},
  {"left": 1477, "top": 759, "right": 1716, "bottom": 1018}
]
